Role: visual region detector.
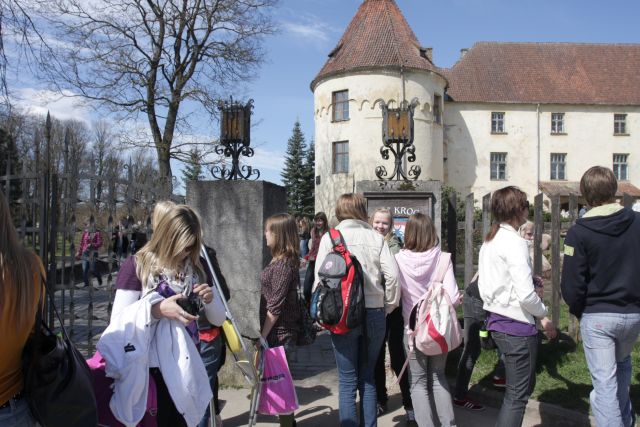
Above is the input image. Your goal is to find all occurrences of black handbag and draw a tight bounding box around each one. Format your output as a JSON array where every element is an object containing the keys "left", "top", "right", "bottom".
[{"left": 22, "top": 278, "right": 98, "bottom": 427}]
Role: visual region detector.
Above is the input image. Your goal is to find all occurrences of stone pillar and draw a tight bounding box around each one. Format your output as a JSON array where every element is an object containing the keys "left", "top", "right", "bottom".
[{"left": 186, "top": 180, "right": 287, "bottom": 385}]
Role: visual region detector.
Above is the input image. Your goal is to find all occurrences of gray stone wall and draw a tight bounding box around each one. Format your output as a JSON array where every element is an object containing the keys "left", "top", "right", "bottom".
[{"left": 186, "top": 180, "right": 287, "bottom": 385}]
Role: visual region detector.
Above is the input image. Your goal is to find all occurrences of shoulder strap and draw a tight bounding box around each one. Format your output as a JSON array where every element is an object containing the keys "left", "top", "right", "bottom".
[
  {"left": 433, "top": 252, "right": 451, "bottom": 284},
  {"left": 329, "top": 229, "right": 347, "bottom": 253}
]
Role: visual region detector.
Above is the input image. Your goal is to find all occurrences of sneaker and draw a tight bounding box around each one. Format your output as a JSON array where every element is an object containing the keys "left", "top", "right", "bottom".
[
  {"left": 493, "top": 376, "right": 506, "bottom": 388},
  {"left": 405, "top": 408, "right": 418, "bottom": 425},
  {"left": 453, "top": 398, "right": 485, "bottom": 411},
  {"left": 376, "top": 402, "right": 387, "bottom": 417}
]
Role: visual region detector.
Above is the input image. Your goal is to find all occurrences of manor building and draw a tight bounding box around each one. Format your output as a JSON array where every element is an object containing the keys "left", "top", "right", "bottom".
[{"left": 311, "top": 0, "right": 640, "bottom": 214}]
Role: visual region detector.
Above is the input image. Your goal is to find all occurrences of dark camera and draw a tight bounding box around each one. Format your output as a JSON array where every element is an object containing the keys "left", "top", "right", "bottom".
[{"left": 177, "top": 293, "right": 202, "bottom": 316}]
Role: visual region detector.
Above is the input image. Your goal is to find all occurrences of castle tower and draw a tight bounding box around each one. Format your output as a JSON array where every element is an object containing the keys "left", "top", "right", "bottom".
[{"left": 311, "top": 0, "right": 447, "bottom": 216}]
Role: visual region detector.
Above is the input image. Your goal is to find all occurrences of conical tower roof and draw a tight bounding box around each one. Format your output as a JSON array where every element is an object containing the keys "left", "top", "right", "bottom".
[{"left": 311, "top": 0, "right": 443, "bottom": 91}]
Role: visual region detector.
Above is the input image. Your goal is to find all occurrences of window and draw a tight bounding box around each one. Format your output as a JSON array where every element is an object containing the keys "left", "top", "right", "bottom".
[
  {"left": 433, "top": 94, "right": 442, "bottom": 125},
  {"left": 491, "top": 112, "right": 505, "bottom": 133},
  {"left": 333, "top": 141, "right": 349, "bottom": 173},
  {"left": 551, "top": 113, "right": 565, "bottom": 134},
  {"left": 332, "top": 90, "right": 349, "bottom": 122},
  {"left": 613, "top": 154, "right": 628, "bottom": 181},
  {"left": 490, "top": 152, "right": 507, "bottom": 180},
  {"left": 614, "top": 114, "right": 627, "bottom": 135},
  {"left": 550, "top": 153, "right": 566, "bottom": 180}
]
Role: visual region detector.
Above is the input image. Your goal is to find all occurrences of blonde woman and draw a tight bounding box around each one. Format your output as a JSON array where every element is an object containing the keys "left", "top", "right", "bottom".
[
  {"left": 370, "top": 208, "right": 415, "bottom": 424},
  {"left": 108, "top": 204, "right": 225, "bottom": 427},
  {"left": 151, "top": 200, "right": 175, "bottom": 229},
  {"left": 0, "top": 192, "right": 43, "bottom": 426},
  {"left": 261, "top": 213, "right": 302, "bottom": 427}
]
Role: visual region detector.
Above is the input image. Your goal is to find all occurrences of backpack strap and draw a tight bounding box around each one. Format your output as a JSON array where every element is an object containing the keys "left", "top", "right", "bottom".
[
  {"left": 329, "top": 229, "right": 347, "bottom": 254},
  {"left": 433, "top": 252, "right": 451, "bottom": 284}
]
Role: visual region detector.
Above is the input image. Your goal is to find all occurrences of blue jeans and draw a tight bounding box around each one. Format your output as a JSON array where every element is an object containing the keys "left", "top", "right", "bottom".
[
  {"left": 300, "top": 239, "right": 309, "bottom": 258},
  {"left": 82, "top": 250, "right": 102, "bottom": 286},
  {"left": 198, "top": 335, "right": 224, "bottom": 427},
  {"left": 581, "top": 312, "right": 640, "bottom": 427},
  {"left": 0, "top": 398, "right": 37, "bottom": 427},
  {"left": 330, "top": 308, "right": 386, "bottom": 427}
]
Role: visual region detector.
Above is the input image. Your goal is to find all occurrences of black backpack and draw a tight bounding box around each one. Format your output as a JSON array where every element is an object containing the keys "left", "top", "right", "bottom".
[{"left": 310, "top": 229, "right": 365, "bottom": 334}]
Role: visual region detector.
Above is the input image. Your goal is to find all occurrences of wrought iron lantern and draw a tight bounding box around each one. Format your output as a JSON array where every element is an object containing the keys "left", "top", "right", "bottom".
[
  {"left": 375, "top": 98, "right": 421, "bottom": 181},
  {"left": 211, "top": 98, "right": 260, "bottom": 180}
]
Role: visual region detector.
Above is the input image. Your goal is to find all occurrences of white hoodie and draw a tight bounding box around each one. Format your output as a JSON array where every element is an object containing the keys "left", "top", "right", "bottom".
[{"left": 395, "top": 246, "right": 460, "bottom": 327}]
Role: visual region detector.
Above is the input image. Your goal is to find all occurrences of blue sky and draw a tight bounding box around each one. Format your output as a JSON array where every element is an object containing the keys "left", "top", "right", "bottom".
[{"left": 12, "top": 0, "right": 640, "bottom": 188}]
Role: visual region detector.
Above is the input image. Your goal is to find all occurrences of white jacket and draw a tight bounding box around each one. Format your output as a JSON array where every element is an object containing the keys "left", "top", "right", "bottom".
[
  {"left": 313, "top": 219, "right": 400, "bottom": 313},
  {"left": 97, "top": 293, "right": 212, "bottom": 427},
  {"left": 478, "top": 224, "right": 547, "bottom": 324}
]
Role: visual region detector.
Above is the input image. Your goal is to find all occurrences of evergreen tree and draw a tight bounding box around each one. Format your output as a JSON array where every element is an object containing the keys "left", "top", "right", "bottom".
[
  {"left": 181, "top": 147, "right": 204, "bottom": 188},
  {"left": 281, "top": 121, "right": 307, "bottom": 216},
  {"left": 300, "top": 141, "right": 315, "bottom": 216}
]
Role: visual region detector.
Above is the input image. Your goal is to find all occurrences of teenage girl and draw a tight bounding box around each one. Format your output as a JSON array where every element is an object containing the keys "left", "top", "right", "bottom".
[
  {"left": 302, "top": 212, "right": 328, "bottom": 303},
  {"left": 370, "top": 208, "right": 415, "bottom": 425},
  {"left": 395, "top": 212, "right": 460, "bottom": 427},
  {"left": 260, "top": 213, "right": 302, "bottom": 427}
]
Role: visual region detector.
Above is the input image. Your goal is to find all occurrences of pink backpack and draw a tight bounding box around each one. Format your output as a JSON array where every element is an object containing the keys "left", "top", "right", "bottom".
[
  {"left": 397, "top": 253, "right": 462, "bottom": 381},
  {"left": 409, "top": 252, "right": 461, "bottom": 355}
]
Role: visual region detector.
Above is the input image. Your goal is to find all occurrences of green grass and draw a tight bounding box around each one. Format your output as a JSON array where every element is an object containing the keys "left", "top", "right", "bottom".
[{"left": 446, "top": 301, "right": 640, "bottom": 414}]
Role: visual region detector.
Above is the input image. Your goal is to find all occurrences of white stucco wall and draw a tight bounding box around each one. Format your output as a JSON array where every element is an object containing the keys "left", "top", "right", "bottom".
[
  {"left": 313, "top": 69, "right": 447, "bottom": 216},
  {"left": 444, "top": 103, "right": 640, "bottom": 203}
]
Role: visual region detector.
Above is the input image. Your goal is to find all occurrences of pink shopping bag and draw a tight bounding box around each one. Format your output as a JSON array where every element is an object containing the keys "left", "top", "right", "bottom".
[{"left": 257, "top": 346, "right": 299, "bottom": 415}]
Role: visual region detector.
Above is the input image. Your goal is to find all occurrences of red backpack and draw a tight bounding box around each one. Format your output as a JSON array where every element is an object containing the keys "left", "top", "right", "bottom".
[{"left": 310, "top": 229, "right": 366, "bottom": 334}]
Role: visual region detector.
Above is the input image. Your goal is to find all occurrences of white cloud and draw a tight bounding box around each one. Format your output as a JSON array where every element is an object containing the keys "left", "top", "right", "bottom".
[
  {"left": 246, "top": 147, "right": 284, "bottom": 176},
  {"left": 13, "top": 88, "right": 93, "bottom": 123},
  {"left": 281, "top": 21, "right": 331, "bottom": 44}
]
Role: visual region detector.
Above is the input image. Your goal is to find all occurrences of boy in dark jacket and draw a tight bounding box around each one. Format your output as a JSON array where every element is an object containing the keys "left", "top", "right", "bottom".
[{"left": 561, "top": 166, "right": 640, "bottom": 427}]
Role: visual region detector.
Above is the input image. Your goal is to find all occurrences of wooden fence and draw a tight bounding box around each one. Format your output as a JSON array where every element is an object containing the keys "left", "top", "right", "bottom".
[{"left": 445, "top": 191, "right": 637, "bottom": 341}]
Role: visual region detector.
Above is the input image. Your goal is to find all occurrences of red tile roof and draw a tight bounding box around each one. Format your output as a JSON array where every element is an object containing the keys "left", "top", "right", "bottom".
[
  {"left": 445, "top": 42, "right": 640, "bottom": 105},
  {"left": 311, "top": 0, "right": 443, "bottom": 91},
  {"left": 540, "top": 181, "right": 640, "bottom": 197}
]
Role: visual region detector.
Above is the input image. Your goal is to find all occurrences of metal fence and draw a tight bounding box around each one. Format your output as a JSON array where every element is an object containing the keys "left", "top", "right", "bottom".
[{"left": 1, "top": 141, "right": 181, "bottom": 355}]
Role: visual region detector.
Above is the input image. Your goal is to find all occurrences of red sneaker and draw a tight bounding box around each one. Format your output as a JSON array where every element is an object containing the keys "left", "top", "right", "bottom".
[
  {"left": 453, "top": 398, "right": 485, "bottom": 411},
  {"left": 493, "top": 376, "right": 506, "bottom": 388}
]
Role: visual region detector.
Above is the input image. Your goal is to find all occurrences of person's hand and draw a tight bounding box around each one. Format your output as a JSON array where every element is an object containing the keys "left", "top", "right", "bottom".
[
  {"left": 540, "top": 317, "right": 557, "bottom": 340},
  {"left": 300, "top": 258, "right": 307, "bottom": 268},
  {"left": 151, "top": 294, "right": 198, "bottom": 325},
  {"left": 533, "top": 276, "right": 544, "bottom": 298},
  {"left": 193, "top": 283, "right": 214, "bottom": 304}
]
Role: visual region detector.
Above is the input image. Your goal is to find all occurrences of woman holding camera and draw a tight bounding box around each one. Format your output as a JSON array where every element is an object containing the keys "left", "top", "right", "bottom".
[{"left": 108, "top": 203, "right": 225, "bottom": 426}]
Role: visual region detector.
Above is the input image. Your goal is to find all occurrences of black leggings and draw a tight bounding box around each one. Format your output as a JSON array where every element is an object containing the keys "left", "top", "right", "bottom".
[
  {"left": 150, "top": 368, "right": 187, "bottom": 427},
  {"left": 374, "top": 306, "right": 413, "bottom": 409}
]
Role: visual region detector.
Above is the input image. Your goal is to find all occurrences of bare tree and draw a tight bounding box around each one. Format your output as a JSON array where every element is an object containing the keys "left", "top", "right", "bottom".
[
  {"left": 0, "top": 0, "right": 53, "bottom": 105},
  {"left": 33, "top": 0, "right": 277, "bottom": 195}
]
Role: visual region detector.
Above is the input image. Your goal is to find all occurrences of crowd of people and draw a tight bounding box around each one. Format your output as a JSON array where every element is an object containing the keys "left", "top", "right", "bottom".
[{"left": 1, "top": 165, "right": 639, "bottom": 427}]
